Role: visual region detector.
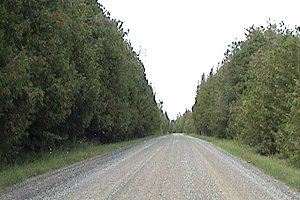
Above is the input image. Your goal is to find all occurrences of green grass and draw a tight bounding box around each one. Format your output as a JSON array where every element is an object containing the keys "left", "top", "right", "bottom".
[
  {"left": 0, "top": 134, "right": 162, "bottom": 189},
  {"left": 191, "top": 134, "right": 300, "bottom": 191}
]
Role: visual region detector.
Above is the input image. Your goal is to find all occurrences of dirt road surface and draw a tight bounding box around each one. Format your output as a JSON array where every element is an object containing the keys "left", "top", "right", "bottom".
[{"left": 1, "top": 134, "right": 299, "bottom": 200}]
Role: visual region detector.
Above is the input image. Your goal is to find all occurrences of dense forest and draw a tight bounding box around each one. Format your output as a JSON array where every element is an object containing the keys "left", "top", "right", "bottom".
[
  {"left": 0, "top": 1, "right": 169, "bottom": 163},
  {"left": 173, "top": 110, "right": 195, "bottom": 134},
  {"left": 191, "top": 23, "right": 300, "bottom": 167}
]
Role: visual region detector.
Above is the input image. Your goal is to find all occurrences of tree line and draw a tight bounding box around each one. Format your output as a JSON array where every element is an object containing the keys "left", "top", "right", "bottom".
[
  {"left": 0, "top": 1, "right": 168, "bottom": 163},
  {"left": 191, "top": 22, "right": 300, "bottom": 167},
  {"left": 173, "top": 110, "right": 195, "bottom": 134}
]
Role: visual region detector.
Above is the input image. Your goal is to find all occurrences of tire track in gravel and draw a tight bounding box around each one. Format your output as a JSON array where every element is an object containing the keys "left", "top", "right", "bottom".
[
  {"left": 105, "top": 143, "right": 166, "bottom": 199},
  {"left": 111, "top": 134, "right": 185, "bottom": 200},
  {"left": 189, "top": 136, "right": 300, "bottom": 200},
  {"left": 0, "top": 136, "right": 167, "bottom": 200},
  {"left": 1, "top": 134, "right": 299, "bottom": 200},
  {"left": 181, "top": 136, "right": 226, "bottom": 200},
  {"left": 62, "top": 136, "right": 169, "bottom": 200}
]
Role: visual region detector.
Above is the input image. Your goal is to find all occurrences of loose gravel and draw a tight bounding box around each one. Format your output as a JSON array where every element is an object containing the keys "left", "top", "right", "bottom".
[{"left": 0, "top": 134, "right": 299, "bottom": 200}]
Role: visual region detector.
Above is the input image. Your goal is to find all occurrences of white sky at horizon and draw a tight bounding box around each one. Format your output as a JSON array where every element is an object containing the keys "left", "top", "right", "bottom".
[{"left": 100, "top": 0, "right": 299, "bottom": 120}]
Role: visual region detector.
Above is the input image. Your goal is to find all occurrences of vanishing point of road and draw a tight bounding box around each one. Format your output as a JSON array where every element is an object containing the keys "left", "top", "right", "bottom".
[{"left": 1, "top": 134, "right": 299, "bottom": 200}]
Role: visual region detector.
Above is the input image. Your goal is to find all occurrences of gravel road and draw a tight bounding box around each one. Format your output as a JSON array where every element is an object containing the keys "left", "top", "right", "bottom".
[{"left": 1, "top": 134, "right": 299, "bottom": 200}]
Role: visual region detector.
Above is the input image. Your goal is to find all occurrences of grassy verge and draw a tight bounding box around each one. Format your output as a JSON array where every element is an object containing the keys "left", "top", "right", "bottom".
[
  {"left": 0, "top": 134, "right": 163, "bottom": 190},
  {"left": 191, "top": 134, "right": 300, "bottom": 191}
]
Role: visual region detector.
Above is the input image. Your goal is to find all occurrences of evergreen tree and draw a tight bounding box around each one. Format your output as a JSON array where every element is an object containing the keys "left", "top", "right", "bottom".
[
  {"left": 0, "top": 1, "right": 163, "bottom": 162},
  {"left": 192, "top": 23, "right": 300, "bottom": 166}
]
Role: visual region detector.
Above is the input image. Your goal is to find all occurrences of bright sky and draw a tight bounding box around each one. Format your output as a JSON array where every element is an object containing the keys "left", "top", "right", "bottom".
[{"left": 100, "top": 0, "right": 299, "bottom": 120}]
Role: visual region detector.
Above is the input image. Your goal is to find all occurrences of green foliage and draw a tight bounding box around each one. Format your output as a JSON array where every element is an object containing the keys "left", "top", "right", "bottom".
[
  {"left": 193, "top": 69, "right": 231, "bottom": 137},
  {"left": 276, "top": 80, "right": 300, "bottom": 165},
  {"left": 156, "top": 101, "right": 170, "bottom": 134},
  {"left": 229, "top": 26, "right": 300, "bottom": 155},
  {"left": 0, "top": 51, "right": 43, "bottom": 161},
  {"left": 0, "top": 1, "right": 163, "bottom": 162},
  {"left": 175, "top": 110, "right": 195, "bottom": 133},
  {"left": 192, "top": 23, "right": 300, "bottom": 166}
]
